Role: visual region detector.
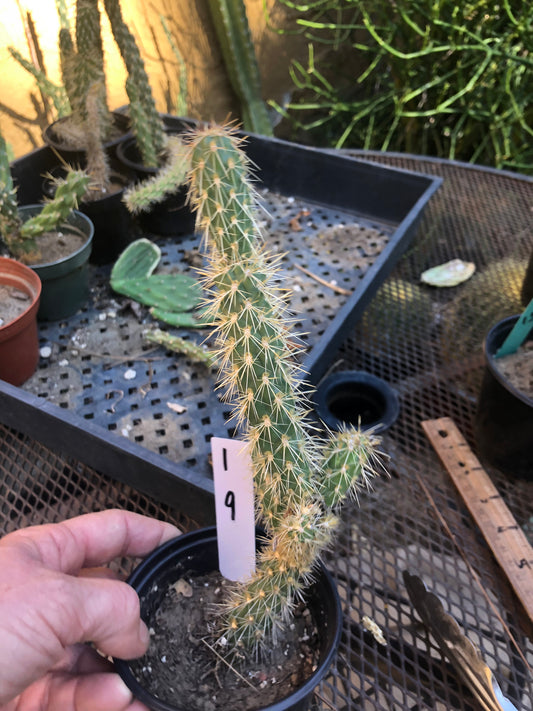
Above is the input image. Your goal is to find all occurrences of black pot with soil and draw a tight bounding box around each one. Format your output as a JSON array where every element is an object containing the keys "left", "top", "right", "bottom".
[
  {"left": 115, "top": 526, "right": 342, "bottom": 711},
  {"left": 474, "top": 314, "right": 533, "bottom": 480},
  {"left": 42, "top": 111, "right": 132, "bottom": 163},
  {"left": 116, "top": 134, "right": 195, "bottom": 238}
]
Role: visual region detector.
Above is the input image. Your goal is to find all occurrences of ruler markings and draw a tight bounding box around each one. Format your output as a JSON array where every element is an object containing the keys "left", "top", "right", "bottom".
[{"left": 422, "top": 417, "right": 533, "bottom": 622}]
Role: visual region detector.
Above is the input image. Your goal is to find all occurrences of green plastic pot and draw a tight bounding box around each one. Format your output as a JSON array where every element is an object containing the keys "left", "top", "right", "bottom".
[
  {"left": 0, "top": 257, "right": 41, "bottom": 385},
  {"left": 19, "top": 205, "right": 94, "bottom": 321}
]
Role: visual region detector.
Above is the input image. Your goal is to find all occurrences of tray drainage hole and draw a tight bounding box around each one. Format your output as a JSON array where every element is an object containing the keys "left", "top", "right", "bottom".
[{"left": 314, "top": 371, "right": 399, "bottom": 433}]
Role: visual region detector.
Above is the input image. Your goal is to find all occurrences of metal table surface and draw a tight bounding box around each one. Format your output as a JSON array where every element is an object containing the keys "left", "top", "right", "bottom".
[{"left": 1, "top": 153, "right": 532, "bottom": 710}]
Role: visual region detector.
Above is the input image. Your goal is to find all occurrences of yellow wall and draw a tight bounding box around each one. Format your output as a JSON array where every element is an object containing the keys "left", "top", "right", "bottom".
[{"left": 0, "top": 0, "right": 307, "bottom": 157}]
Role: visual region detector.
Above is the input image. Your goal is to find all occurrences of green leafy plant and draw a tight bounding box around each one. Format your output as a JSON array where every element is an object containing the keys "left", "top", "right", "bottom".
[
  {"left": 270, "top": 0, "right": 533, "bottom": 173},
  {"left": 185, "top": 123, "right": 381, "bottom": 649},
  {"left": 0, "top": 129, "right": 89, "bottom": 264}
]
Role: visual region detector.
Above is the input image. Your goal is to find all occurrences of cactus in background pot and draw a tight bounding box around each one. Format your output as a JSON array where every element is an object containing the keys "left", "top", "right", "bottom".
[
  {"left": 186, "top": 124, "right": 382, "bottom": 650},
  {"left": 0, "top": 130, "right": 89, "bottom": 263},
  {"left": 103, "top": 0, "right": 166, "bottom": 167}
]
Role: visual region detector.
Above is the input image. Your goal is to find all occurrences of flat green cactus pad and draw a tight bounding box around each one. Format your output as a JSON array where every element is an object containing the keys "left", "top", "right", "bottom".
[{"left": 111, "top": 238, "right": 204, "bottom": 326}]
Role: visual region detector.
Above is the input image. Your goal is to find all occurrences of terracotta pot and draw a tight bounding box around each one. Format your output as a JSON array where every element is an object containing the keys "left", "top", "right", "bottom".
[
  {"left": 0, "top": 257, "right": 41, "bottom": 386},
  {"left": 18, "top": 205, "right": 94, "bottom": 321},
  {"left": 115, "top": 527, "right": 342, "bottom": 711}
]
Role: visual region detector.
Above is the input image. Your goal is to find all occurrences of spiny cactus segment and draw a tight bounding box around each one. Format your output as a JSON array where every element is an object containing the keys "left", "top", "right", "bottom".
[
  {"left": 144, "top": 329, "right": 215, "bottom": 367},
  {"left": 1, "top": 165, "right": 90, "bottom": 264},
  {"left": 186, "top": 124, "right": 381, "bottom": 650},
  {"left": 123, "top": 136, "right": 190, "bottom": 214}
]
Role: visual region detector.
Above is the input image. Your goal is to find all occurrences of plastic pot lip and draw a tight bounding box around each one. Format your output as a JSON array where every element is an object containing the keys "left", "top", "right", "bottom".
[
  {"left": 17, "top": 205, "right": 94, "bottom": 273},
  {"left": 115, "top": 526, "right": 342, "bottom": 711},
  {"left": 0, "top": 256, "right": 41, "bottom": 338},
  {"left": 484, "top": 314, "right": 533, "bottom": 407},
  {"left": 314, "top": 370, "right": 400, "bottom": 433},
  {"left": 43, "top": 111, "right": 132, "bottom": 152}
]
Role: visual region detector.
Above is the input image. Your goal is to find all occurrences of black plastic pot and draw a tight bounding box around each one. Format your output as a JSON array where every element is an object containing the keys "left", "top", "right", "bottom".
[
  {"left": 474, "top": 315, "right": 533, "bottom": 480},
  {"left": 115, "top": 526, "right": 342, "bottom": 711},
  {"left": 42, "top": 166, "right": 136, "bottom": 265},
  {"left": 314, "top": 371, "right": 400, "bottom": 432},
  {"left": 19, "top": 205, "right": 94, "bottom": 321},
  {"left": 115, "top": 135, "right": 195, "bottom": 237},
  {"left": 42, "top": 111, "right": 132, "bottom": 162}
]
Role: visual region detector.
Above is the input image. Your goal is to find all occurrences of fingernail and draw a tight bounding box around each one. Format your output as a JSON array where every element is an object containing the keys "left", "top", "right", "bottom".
[
  {"left": 139, "top": 620, "right": 150, "bottom": 649},
  {"left": 112, "top": 676, "right": 134, "bottom": 704}
]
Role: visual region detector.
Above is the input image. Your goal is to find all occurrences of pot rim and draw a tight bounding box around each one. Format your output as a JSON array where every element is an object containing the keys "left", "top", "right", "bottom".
[
  {"left": 17, "top": 205, "right": 94, "bottom": 272},
  {"left": 115, "top": 526, "right": 342, "bottom": 711},
  {"left": 484, "top": 314, "right": 533, "bottom": 407},
  {"left": 0, "top": 256, "right": 41, "bottom": 337}
]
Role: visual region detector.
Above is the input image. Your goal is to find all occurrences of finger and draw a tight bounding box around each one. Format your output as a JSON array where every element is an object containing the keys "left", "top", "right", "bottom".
[
  {"left": 78, "top": 566, "right": 122, "bottom": 581},
  {"left": 46, "top": 575, "right": 150, "bottom": 660},
  {"left": 13, "top": 673, "right": 150, "bottom": 711},
  {"left": 6, "top": 509, "right": 181, "bottom": 574},
  {"left": 51, "top": 643, "right": 113, "bottom": 675}
]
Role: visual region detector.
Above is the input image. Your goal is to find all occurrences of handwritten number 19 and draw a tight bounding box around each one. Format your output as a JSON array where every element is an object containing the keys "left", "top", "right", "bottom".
[{"left": 225, "top": 490, "right": 236, "bottom": 521}]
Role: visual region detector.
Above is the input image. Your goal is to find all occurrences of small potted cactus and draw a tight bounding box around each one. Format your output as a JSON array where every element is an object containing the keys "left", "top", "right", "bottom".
[
  {"left": 43, "top": 0, "right": 130, "bottom": 158},
  {"left": 115, "top": 124, "right": 382, "bottom": 710},
  {"left": 103, "top": 0, "right": 194, "bottom": 235},
  {"left": 0, "top": 130, "right": 94, "bottom": 321}
]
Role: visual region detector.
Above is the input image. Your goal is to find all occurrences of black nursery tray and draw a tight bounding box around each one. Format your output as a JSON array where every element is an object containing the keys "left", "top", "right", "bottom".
[{"left": 1, "top": 125, "right": 440, "bottom": 524}]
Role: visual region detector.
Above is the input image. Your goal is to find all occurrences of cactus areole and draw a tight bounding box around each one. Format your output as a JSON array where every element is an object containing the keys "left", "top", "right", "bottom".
[{"left": 184, "top": 124, "right": 383, "bottom": 651}]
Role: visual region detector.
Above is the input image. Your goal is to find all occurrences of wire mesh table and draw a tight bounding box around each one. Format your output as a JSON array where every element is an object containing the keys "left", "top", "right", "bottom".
[{"left": 1, "top": 153, "right": 532, "bottom": 709}]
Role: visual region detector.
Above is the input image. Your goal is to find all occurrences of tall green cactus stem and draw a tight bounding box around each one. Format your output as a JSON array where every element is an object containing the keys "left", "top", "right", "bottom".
[
  {"left": 186, "top": 124, "right": 379, "bottom": 649},
  {"left": 103, "top": 0, "right": 166, "bottom": 166},
  {"left": 123, "top": 136, "right": 190, "bottom": 214},
  {"left": 207, "top": 0, "right": 272, "bottom": 135}
]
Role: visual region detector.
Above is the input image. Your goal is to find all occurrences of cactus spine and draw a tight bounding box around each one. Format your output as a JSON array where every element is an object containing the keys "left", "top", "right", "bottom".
[{"left": 186, "top": 124, "right": 380, "bottom": 649}]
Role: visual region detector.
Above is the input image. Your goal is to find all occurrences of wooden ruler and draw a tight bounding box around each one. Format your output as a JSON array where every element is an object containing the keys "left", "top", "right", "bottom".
[{"left": 422, "top": 417, "right": 533, "bottom": 623}]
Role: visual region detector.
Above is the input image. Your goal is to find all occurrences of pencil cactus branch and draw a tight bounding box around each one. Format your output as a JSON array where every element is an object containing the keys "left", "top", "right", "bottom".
[
  {"left": 186, "top": 123, "right": 380, "bottom": 649},
  {"left": 207, "top": 0, "right": 272, "bottom": 135},
  {"left": 103, "top": 0, "right": 166, "bottom": 166}
]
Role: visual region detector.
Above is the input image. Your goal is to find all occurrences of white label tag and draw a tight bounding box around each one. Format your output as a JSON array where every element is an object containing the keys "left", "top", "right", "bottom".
[{"left": 211, "top": 437, "right": 256, "bottom": 582}]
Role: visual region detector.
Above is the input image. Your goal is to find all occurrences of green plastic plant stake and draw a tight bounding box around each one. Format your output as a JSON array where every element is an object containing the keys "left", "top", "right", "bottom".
[{"left": 495, "top": 299, "right": 533, "bottom": 358}]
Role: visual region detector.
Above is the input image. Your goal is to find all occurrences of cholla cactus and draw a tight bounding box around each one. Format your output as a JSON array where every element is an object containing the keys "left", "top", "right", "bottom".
[
  {"left": 0, "top": 129, "right": 89, "bottom": 263},
  {"left": 55, "top": 0, "right": 112, "bottom": 145},
  {"left": 186, "top": 124, "right": 382, "bottom": 650}
]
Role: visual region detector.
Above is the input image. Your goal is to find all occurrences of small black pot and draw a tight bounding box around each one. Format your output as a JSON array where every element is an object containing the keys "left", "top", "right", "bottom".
[
  {"left": 115, "top": 526, "right": 342, "bottom": 711},
  {"left": 42, "top": 111, "right": 132, "bottom": 162},
  {"left": 115, "top": 136, "right": 195, "bottom": 237},
  {"left": 314, "top": 371, "right": 400, "bottom": 432},
  {"left": 474, "top": 315, "right": 533, "bottom": 480}
]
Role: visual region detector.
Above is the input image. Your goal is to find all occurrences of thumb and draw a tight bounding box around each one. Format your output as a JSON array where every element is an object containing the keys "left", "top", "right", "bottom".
[{"left": 18, "top": 672, "right": 150, "bottom": 711}]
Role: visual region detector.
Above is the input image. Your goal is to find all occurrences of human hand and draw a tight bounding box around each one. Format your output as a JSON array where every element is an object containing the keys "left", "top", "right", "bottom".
[{"left": 0, "top": 509, "right": 181, "bottom": 710}]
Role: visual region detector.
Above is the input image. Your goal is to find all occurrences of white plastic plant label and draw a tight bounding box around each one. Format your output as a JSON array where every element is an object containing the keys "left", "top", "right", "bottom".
[{"left": 211, "top": 437, "right": 256, "bottom": 582}]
